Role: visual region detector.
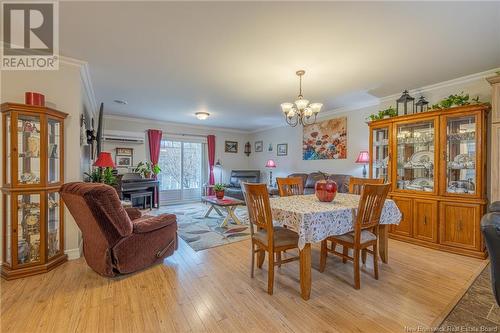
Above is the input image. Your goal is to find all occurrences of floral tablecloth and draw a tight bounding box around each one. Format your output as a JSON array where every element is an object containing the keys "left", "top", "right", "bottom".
[{"left": 270, "top": 193, "right": 402, "bottom": 249}]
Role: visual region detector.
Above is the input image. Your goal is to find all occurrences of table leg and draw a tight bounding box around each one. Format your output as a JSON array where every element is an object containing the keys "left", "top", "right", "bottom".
[
  {"left": 299, "top": 243, "right": 311, "bottom": 300},
  {"left": 203, "top": 205, "right": 214, "bottom": 218},
  {"left": 213, "top": 206, "right": 224, "bottom": 216},
  {"left": 226, "top": 206, "right": 242, "bottom": 225},
  {"left": 379, "top": 225, "right": 389, "bottom": 264},
  {"left": 220, "top": 213, "right": 231, "bottom": 228}
]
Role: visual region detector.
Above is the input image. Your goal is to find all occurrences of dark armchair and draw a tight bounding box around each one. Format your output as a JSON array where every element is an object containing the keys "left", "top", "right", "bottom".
[
  {"left": 225, "top": 170, "right": 260, "bottom": 200},
  {"left": 481, "top": 202, "right": 500, "bottom": 306},
  {"left": 60, "top": 182, "right": 177, "bottom": 277}
]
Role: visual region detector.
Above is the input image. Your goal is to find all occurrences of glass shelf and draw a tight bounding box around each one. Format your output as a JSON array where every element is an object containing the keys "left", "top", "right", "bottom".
[
  {"left": 17, "top": 193, "right": 41, "bottom": 264},
  {"left": 371, "top": 127, "right": 390, "bottom": 182}
]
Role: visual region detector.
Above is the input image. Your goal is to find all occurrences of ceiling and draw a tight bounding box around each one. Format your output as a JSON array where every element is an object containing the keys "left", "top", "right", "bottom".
[{"left": 60, "top": 1, "right": 500, "bottom": 131}]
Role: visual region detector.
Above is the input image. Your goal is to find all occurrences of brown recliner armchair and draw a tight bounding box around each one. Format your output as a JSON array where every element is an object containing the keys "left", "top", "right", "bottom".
[{"left": 60, "top": 182, "right": 177, "bottom": 277}]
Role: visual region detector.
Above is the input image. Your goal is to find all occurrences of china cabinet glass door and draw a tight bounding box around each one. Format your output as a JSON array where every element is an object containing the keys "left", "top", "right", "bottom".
[
  {"left": 17, "top": 114, "right": 41, "bottom": 185},
  {"left": 16, "top": 193, "right": 42, "bottom": 265},
  {"left": 442, "top": 114, "right": 479, "bottom": 196},
  {"left": 47, "top": 191, "right": 62, "bottom": 258},
  {"left": 395, "top": 119, "right": 436, "bottom": 193},
  {"left": 48, "top": 118, "right": 61, "bottom": 184},
  {"left": 371, "top": 126, "right": 391, "bottom": 182}
]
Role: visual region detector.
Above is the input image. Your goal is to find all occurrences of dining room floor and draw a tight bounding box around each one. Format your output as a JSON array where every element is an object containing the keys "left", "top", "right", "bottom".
[{"left": 0, "top": 237, "right": 489, "bottom": 333}]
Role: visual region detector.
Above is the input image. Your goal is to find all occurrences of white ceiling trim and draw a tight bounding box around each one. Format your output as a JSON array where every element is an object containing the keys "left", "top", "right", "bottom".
[{"left": 250, "top": 67, "right": 500, "bottom": 134}]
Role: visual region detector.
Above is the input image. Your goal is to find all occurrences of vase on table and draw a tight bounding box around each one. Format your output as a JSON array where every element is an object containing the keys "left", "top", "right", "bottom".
[
  {"left": 315, "top": 179, "right": 338, "bottom": 202},
  {"left": 215, "top": 190, "right": 224, "bottom": 200}
]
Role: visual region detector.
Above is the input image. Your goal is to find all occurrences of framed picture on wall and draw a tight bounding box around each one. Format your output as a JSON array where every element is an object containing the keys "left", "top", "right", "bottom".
[
  {"left": 116, "top": 147, "right": 133, "bottom": 156},
  {"left": 277, "top": 143, "right": 288, "bottom": 156},
  {"left": 116, "top": 155, "right": 133, "bottom": 167},
  {"left": 255, "top": 141, "right": 263, "bottom": 152},
  {"left": 225, "top": 141, "right": 238, "bottom": 153}
]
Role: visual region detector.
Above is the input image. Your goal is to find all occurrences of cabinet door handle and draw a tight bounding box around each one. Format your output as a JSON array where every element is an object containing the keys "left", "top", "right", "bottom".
[{"left": 423, "top": 216, "right": 427, "bottom": 225}]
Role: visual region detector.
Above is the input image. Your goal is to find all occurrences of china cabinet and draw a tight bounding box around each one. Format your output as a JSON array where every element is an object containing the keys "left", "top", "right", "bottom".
[
  {"left": 369, "top": 104, "right": 489, "bottom": 258},
  {"left": 1, "top": 103, "right": 68, "bottom": 279}
]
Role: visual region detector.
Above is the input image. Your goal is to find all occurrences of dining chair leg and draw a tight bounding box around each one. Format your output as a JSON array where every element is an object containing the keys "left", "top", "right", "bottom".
[
  {"left": 319, "top": 240, "right": 327, "bottom": 272},
  {"left": 330, "top": 241, "right": 336, "bottom": 252},
  {"left": 268, "top": 250, "right": 275, "bottom": 295},
  {"left": 276, "top": 252, "right": 282, "bottom": 268},
  {"left": 342, "top": 246, "right": 348, "bottom": 264},
  {"left": 257, "top": 248, "right": 265, "bottom": 269},
  {"left": 354, "top": 248, "right": 361, "bottom": 290},
  {"left": 250, "top": 243, "right": 255, "bottom": 278},
  {"left": 361, "top": 249, "right": 367, "bottom": 264},
  {"left": 373, "top": 242, "right": 379, "bottom": 280}
]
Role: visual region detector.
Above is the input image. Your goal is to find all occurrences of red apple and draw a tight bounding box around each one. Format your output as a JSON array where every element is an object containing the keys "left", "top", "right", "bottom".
[{"left": 315, "top": 179, "right": 338, "bottom": 202}]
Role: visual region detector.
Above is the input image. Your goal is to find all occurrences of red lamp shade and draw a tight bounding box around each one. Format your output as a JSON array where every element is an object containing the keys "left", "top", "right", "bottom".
[
  {"left": 93, "top": 152, "right": 115, "bottom": 168},
  {"left": 355, "top": 151, "right": 370, "bottom": 164},
  {"left": 265, "top": 159, "right": 276, "bottom": 168}
]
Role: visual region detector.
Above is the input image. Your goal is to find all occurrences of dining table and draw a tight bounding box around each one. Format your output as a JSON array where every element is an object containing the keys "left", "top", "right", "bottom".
[{"left": 268, "top": 193, "right": 402, "bottom": 300}]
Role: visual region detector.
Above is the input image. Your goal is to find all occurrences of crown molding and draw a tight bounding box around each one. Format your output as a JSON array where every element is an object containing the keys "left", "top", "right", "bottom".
[{"left": 104, "top": 114, "right": 251, "bottom": 134}]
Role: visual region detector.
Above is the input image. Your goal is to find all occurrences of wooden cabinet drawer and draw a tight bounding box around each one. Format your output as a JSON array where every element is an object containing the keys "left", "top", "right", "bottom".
[
  {"left": 391, "top": 197, "right": 412, "bottom": 237},
  {"left": 439, "top": 202, "right": 481, "bottom": 250},
  {"left": 413, "top": 199, "right": 438, "bottom": 243}
]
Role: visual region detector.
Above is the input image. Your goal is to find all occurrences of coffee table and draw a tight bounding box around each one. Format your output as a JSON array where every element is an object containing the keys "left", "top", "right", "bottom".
[{"left": 201, "top": 196, "right": 245, "bottom": 227}]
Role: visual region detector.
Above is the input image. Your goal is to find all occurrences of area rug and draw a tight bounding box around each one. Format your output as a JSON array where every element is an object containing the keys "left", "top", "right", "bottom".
[
  {"left": 439, "top": 264, "right": 499, "bottom": 329},
  {"left": 154, "top": 202, "right": 251, "bottom": 251}
]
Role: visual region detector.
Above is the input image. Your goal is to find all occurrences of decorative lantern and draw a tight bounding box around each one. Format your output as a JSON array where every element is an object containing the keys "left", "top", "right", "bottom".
[
  {"left": 244, "top": 142, "right": 251, "bottom": 156},
  {"left": 415, "top": 96, "right": 429, "bottom": 113},
  {"left": 396, "top": 90, "right": 415, "bottom": 115}
]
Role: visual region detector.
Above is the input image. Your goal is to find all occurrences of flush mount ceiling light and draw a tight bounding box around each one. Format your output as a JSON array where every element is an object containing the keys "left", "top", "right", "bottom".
[
  {"left": 113, "top": 99, "right": 128, "bottom": 105},
  {"left": 195, "top": 111, "right": 210, "bottom": 120},
  {"left": 281, "top": 70, "right": 322, "bottom": 127}
]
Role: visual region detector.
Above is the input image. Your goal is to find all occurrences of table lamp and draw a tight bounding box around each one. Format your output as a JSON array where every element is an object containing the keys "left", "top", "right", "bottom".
[
  {"left": 265, "top": 159, "right": 276, "bottom": 186},
  {"left": 355, "top": 151, "right": 370, "bottom": 178},
  {"left": 93, "top": 152, "right": 116, "bottom": 168}
]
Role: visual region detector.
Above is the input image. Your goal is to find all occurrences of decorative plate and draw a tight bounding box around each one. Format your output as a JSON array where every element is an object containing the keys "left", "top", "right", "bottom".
[
  {"left": 410, "top": 151, "right": 434, "bottom": 166},
  {"left": 410, "top": 177, "right": 433, "bottom": 187}
]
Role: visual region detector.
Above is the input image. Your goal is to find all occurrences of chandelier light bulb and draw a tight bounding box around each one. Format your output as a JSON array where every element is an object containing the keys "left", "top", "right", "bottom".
[
  {"left": 281, "top": 103, "right": 294, "bottom": 113},
  {"left": 294, "top": 98, "right": 309, "bottom": 111}
]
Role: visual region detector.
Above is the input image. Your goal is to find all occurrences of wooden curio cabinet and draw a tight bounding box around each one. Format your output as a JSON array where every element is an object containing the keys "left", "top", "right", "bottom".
[
  {"left": 1, "top": 103, "right": 68, "bottom": 279},
  {"left": 369, "top": 104, "right": 489, "bottom": 258}
]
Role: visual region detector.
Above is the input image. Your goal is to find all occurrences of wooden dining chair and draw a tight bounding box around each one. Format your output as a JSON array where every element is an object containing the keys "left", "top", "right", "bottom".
[
  {"left": 319, "top": 183, "right": 391, "bottom": 289},
  {"left": 243, "top": 182, "right": 300, "bottom": 295},
  {"left": 328, "top": 177, "right": 386, "bottom": 254},
  {"left": 349, "top": 177, "right": 385, "bottom": 195},
  {"left": 276, "top": 177, "right": 304, "bottom": 197}
]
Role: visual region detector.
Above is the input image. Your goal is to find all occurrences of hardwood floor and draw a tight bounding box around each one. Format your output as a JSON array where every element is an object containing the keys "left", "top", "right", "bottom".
[{"left": 1, "top": 238, "right": 487, "bottom": 333}]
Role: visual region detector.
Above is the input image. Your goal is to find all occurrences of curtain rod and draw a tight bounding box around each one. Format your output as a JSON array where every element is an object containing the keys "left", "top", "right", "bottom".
[{"left": 164, "top": 132, "right": 208, "bottom": 138}]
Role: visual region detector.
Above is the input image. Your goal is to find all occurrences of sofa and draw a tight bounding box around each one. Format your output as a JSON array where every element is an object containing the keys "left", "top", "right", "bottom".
[
  {"left": 225, "top": 170, "right": 261, "bottom": 200},
  {"left": 288, "top": 172, "right": 351, "bottom": 194},
  {"left": 60, "top": 182, "right": 178, "bottom": 277},
  {"left": 481, "top": 202, "right": 500, "bottom": 305}
]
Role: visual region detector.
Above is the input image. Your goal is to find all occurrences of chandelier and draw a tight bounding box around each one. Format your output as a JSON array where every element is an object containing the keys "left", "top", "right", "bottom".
[{"left": 281, "top": 70, "right": 322, "bottom": 127}]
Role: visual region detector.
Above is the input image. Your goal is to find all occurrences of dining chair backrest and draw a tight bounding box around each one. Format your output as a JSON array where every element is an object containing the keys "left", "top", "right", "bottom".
[
  {"left": 276, "top": 177, "right": 304, "bottom": 197},
  {"left": 354, "top": 183, "right": 391, "bottom": 242},
  {"left": 349, "top": 177, "right": 385, "bottom": 195},
  {"left": 243, "top": 183, "right": 274, "bottom": 241}
]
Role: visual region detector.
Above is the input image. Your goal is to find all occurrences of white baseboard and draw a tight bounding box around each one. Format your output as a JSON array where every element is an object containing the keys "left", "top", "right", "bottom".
[{"left": 65, "top": 247, "right": 81, "bottom": 260}]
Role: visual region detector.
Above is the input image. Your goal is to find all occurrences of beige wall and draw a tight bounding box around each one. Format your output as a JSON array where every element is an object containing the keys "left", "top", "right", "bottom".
[
  {"left": 249, "top": 71, "right": 495, "bottom": 187},
  {"left": 0, "top": 61, "right": 89, "bottom": 260},
  {"left": 102, "top": 115, "right": 252, "bottom": 183}
]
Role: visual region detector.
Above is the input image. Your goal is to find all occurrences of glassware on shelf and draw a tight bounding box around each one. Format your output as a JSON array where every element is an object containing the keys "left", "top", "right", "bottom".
[
  {"left": 17, "top": 115, "right": 41, "bottom": 185},
  {"left": 445, "top": 116, "right": 477, "bottom": 194},
  {"left": 396, "top": 120, "right": 435, "bottom": 192},
  {"left": 17, "top": 193, "right": 41, "bottom": 264},
  {"left": 48, "top": 119, "right": 61, "bottom": 183},
  {"left": 48, "top": 192, "right": 60, "bottom": 258},
  {"left": 371, "top": 127, "right": 390, "bottom": 182}
]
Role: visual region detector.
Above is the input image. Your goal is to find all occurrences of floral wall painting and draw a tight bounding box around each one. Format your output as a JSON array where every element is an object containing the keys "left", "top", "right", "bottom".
[
  {"left": 303, "top": 117, "right": 347, "bottom": 160},
  {"left": 255, "top": 141, "right": 263, "bottom": 152}
]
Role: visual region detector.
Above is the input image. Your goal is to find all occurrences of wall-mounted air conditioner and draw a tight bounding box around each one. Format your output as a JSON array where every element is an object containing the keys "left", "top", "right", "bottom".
[{"left": 102, "top": 130, "right": 145, "bottom": 144}]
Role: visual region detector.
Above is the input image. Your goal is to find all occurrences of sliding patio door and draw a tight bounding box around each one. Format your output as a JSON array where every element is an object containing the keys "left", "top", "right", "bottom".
[{"left": 157, "top": 138, "right": 207, "bottom": 204}]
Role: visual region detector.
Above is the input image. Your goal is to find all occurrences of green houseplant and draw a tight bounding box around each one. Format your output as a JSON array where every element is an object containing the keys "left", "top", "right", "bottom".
[
  {"left": 133, "top": 161, "right": 161, "bottom": 178},
  {"left": 430, "top": 92, "right": 482, "bottom": 110},
  {"left": 213, "top": 183, "right": 226, "bottom": 199},
  {"left": 368, "top": 106, "right": 398, "bottom": 122},
  {"left": 84, "top": 168, "right": 117, "bottom": 186}
]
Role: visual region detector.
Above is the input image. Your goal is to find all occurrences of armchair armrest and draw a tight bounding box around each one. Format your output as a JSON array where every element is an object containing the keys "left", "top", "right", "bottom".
[
  {"left": 133, "top": 214, "right": 177, "bottom": 233},
  {"left": 489, "top": 202, "right": 500, "bottom": 213},
  {"left": 125, "top": 207, "right": 142, "bottom": 221}
]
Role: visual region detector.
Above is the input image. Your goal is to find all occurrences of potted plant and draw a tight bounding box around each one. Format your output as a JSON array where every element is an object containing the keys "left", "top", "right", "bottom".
[
  {"left": 84, "top": 167, "right": 117, "bottom": 186},
  {"left": 367, "top": 106, "right": 397, "bottom": 122},
  {"left": 133, "top": 161, "right": 161, "bottom": 178},
  {"left": 214, "top": 183, "right": 226, "bottom": 199}
]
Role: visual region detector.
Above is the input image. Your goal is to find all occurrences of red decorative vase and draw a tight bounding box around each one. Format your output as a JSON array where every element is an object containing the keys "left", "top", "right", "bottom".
[
  {"left": 25, "top": 92, "right": 45, "bottom": 106},
  {"left": 315, "top": 179, "right": 338, "bottom": 202},
  {"left": 215, "top": 190, "right": 224, "bottom": 200}
]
